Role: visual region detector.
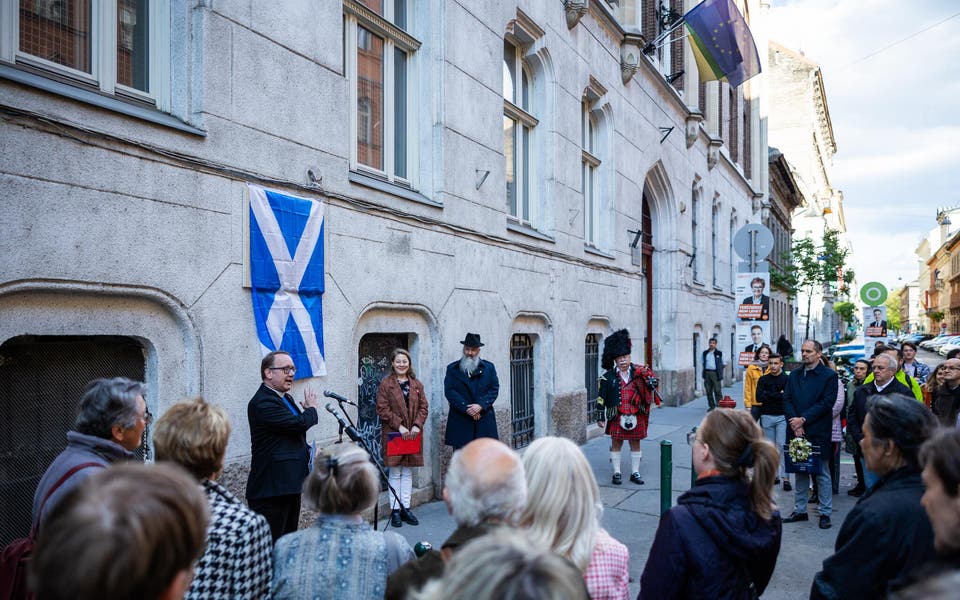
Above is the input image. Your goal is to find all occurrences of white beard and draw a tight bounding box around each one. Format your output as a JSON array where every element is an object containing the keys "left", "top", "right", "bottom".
[{"left": 460, "top": 355, "right": 480, "bottom": 376}]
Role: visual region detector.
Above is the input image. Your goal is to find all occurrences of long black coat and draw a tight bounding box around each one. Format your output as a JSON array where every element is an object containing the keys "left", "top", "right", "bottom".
[
  {"left": 783, "top": 363, "right": 839, "bottom": 447},
  {"left": 811, "top": 467, "right": 936, "bottom": 599},
  {"left": 443, "top": 359, "right": 499, "bottom": 448},
  {"left": 639, "top": 476, "right": 781, "bottom": 599},
  {"left": 245, "top": 384, "right": 318, "bottom": 500}
]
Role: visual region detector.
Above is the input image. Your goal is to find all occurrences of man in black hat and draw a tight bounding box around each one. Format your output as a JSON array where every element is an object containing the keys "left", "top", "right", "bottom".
[
  {"left": 595, "top": 329, "right": 660, "bottom": 485},
  {"left": 444, "top": 333, "right": 500, "bottom": 449}
]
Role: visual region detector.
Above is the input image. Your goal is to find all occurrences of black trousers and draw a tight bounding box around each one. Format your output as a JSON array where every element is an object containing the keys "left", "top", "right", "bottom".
[{"left": 249, "top": 494, "right": 301, "bottom": 542}]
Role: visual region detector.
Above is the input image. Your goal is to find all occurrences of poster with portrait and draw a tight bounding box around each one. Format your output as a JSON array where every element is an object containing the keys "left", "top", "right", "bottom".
[
  {"left": 737, "top": 322, "right": 770, "bottom": 366},
  {"left": 736, "top": 273, "right": 771, "bottom": 321},
  {"left": 864, "top": 305, "right": 888, "bottom": 340}
]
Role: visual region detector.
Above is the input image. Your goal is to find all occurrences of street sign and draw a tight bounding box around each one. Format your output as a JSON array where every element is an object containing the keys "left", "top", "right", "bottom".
[
  {"left": 733, "top": 224, "right": 774, "bottom": 262},
  {"left": 860, "top": 282, "right": 888, "bottom": 306}
]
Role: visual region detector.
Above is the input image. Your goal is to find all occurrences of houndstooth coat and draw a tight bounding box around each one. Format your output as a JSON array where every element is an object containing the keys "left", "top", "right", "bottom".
[{"left": 186, "top": 479, "right": 273, "bottom": 599}]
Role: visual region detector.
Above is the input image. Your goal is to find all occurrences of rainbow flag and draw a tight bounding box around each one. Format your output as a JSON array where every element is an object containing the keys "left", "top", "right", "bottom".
[{"left": 684, "top": 0, "right": 760, "bottom": 88}]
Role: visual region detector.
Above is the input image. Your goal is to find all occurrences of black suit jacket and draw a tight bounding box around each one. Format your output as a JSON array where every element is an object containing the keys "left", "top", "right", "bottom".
[
  {"left": 740, "top": 294, "right": 770, "bottom": 320},
  {"left": 443, "top": 360, "right": 499, "bottom": 448},
  {"left": 245, "top": 383, "right": 318, "bottom": 500}
]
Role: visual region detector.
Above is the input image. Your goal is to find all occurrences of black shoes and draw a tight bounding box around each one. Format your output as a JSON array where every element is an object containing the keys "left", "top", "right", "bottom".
[
  {"left": 401, "top": 507, "right": 419, "bottom": 526},
  {"left": 775, "top": 477, "right": 781, "bottom": 485},
  {"left": 783, "top": 480, "right": 792, "bottom": 492},
  {"left": 783, "top": 512, "right": 809, "bottom": 523},
  {"left": 630, "top": 472, "right": 645, "bottom": 485},
  {"left": 612, "top": 472, "right": 622, "bottom": 485},
  {"left": 819, "top": 515, "right": 832, "bottom": 529},
  {"left": 390, "top": 509, "right": 403, "bottom": 527},
  {"left": 847, "top": 486, "right": 865, "bottom": 497}
]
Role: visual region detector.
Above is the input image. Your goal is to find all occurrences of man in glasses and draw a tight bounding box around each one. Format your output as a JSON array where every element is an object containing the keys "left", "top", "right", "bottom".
[
  {"left": 32, "top": 377, "right": 148, "bottom": 529},
  {"left": 932, "top": 358, "right": 960, "bottom": 427},
  {"left": 246, "top": 350, "right": 319, "bottom": 540}
]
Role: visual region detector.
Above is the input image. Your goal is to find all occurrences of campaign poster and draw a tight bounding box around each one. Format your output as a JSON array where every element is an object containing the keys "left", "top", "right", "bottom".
[
  {"left": 736, "top": 273, "right": 770, "bottom": 321},
  {"left": 736, "top": 322, "right": 770, "bottom": 366},
  {"left": 864, "top": 305, "right": 888, "bottom": 340}
]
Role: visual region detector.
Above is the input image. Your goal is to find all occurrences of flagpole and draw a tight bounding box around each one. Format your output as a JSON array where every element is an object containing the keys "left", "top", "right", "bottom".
[{"left": 642, "top": 18, "right": 687, "bottom": 55}]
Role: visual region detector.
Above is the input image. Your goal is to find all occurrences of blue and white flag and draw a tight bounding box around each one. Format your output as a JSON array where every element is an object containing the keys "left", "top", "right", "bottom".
[{"left": 248, "top": 184, "right": 326, "bottom": 378}]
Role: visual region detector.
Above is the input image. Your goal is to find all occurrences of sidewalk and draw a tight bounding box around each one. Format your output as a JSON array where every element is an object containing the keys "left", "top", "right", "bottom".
[{"left": 383, "top": 380, "right": 856, "bottom": 599}]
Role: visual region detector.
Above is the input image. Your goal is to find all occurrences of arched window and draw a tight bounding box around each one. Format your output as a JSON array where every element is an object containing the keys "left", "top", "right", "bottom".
[
  {"left": 503, "top": 39, "right": 538, "bottom": 225},
  {"left": 582, "top": 102, "right": 600, "bottom": 245}
]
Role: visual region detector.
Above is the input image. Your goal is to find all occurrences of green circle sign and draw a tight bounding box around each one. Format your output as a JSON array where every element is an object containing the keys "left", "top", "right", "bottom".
[{"left": 860, "top": 282, "right": 888, "bottom": 306}]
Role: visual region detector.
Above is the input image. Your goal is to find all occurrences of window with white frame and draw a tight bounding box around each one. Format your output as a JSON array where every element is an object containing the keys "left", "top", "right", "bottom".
[
  {"left": 344, "top": 0, "right": 419, "bottom": 186},
  {"left": 1, "top": 0, "right": 170, "bottom": 110},
  {"left": 582, "top": 101, "right": 600, "bottom": 246},
  {"left": 503, "top": 38, "right": 538, "bottom": 225}
]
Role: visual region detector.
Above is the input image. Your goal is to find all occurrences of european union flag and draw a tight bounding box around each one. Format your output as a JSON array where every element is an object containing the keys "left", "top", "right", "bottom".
[
  {"left": 248, "top": 184, "right": 327, "bottom": 379},
  {"left": 684, "top": 0, "right": 761, "bottom": 88}
]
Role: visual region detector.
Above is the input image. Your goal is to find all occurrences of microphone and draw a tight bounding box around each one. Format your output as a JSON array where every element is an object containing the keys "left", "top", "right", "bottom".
[
  {"left": 324, "top": 403, "right": 361, "bottom": 443},
  {"left": 324, "top": 390, "right": 357, "bottom": 406}
]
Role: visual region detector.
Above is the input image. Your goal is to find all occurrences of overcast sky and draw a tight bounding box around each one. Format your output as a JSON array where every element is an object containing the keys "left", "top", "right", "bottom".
[{"left": 767, "top": 0, "right": 960, "bottom": 294}]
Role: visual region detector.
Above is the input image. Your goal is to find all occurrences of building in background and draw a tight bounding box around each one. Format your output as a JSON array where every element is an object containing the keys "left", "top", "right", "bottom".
[
  {"left": 916, "top": 208, "right": 960, "bottom": 334},
  {"left": 765, "top": 147, "right": 801, "bottom": 352},
  {"left": 767, "top": 41, "right": 853, "bottom": 345},
  {"left": 898, "top": 281, "right": 920, "bottom": 334},
  {"left": 1, "top": 1, "right": 770, "bottom": 540}
]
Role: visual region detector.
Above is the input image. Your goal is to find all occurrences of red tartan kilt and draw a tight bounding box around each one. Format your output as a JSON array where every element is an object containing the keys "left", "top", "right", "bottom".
[{"left": 606, "top": 413, "right": 649, "bottom": 440}]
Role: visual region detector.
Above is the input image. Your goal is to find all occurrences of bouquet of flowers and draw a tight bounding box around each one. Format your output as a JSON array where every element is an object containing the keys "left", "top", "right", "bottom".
[{"left": 788, "top": 437, "right": 813, "bottom": 463}]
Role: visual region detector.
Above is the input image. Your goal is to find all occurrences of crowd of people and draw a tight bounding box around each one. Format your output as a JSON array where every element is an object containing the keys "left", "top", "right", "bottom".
[{"left": 13, "top": 333, "right": 960, "bottom": 600}]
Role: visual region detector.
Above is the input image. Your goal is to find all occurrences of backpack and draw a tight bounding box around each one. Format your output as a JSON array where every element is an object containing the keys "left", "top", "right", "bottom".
[{"left": 0, "top": 462, "right": 103, "bottom": 600}]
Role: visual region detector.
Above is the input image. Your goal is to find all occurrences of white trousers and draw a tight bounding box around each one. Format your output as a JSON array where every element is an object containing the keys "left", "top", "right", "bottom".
[{"left": 388, "top": 466, "right": 413, "bottom": 510}]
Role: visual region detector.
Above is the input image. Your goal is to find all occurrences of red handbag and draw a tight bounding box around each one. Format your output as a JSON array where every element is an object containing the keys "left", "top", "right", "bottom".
[{"left": 386, "top": 432, "right": 422, "bottom": 456}]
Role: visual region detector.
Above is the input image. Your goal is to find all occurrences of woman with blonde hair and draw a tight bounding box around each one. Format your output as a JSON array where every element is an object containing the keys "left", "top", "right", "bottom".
[
  {"left": 519, "top": 436, "right": 629, "bottom": 599},
  {"left": 153, "top": 396, "right": 272, "bottom": 599},
  {"left": 640, "top": 409, "right": 782, "bottom": 599},
  {"left": 271, "top": 443, "right": 414, "bottom": 599},
  {"left": 376, "top": 347, "right": 429, "bottom": 528}
]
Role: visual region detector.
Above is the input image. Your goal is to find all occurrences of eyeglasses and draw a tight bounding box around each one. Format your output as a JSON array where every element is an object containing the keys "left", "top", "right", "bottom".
[
  {"left": 941, "top": 366, "right": 960, "bottom": 371},
  {"left": 268, "top": 366, "right": 296, "bottom": 375},
  {"left": 143, "top": 408, "right": 153, "bottom": 425},
  {"left": 686, "top": 427, "right": 699, "bottom": 446}
]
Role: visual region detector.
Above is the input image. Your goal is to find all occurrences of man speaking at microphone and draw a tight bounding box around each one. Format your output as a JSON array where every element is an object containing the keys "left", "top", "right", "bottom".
[{"left": 246, "top": 350, "right": 319, "bottom": 541}]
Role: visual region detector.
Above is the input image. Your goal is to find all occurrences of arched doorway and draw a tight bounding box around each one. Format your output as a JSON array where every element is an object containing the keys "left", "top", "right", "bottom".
[{"left": 642, "top": 195, "right": 655, "bottom": 363}]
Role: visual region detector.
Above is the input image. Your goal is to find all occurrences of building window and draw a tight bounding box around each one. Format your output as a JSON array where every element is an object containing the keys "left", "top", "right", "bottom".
[
  {"left": 4, "top": 0, "right": 169, "bottom": 110},
  {"left": 582, "top": 102, "right": 600, "bottom": 245},
  {"left": 730, "top": 212, "right": 737, "bottom": 290},
  {"left": 345, "top": 0, "right": 419, "bottom": 185},
  {"left": 0, "top": 335, "right": 147, "bottom": 545},
  {"left": 510, "top": 333, "right": 535, "bottom": 449},
  {"left": 691, "top": 183, "right": 700, "bottom": 281},
  {"left": 584, "top": 333, "right": 600, "bottom": 419},
  {"left": 503, "top": 38, "right": 538, "bottom": 226},
  {"left": 712, "top": 202, "right": 719, "bottom": 287}
]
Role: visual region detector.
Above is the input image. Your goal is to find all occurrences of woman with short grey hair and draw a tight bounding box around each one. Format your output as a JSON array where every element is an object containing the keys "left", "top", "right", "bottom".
[
  {"left": 271, "top": 443, "right": 414, "bottom": 599},
  {"left": 31, "top": 377, "right": 147, "bottom": 527}
]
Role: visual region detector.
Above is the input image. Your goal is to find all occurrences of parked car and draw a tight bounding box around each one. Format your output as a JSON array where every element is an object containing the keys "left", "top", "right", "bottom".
[
  {"left": 927, "top": 335, "right": 960, "bottom": 352},
  {"left": 940, "top": 341, "right": 960, "bottom": 356},
  {"left": 921, "top": 334, "right": 953, "bottom": 350}
]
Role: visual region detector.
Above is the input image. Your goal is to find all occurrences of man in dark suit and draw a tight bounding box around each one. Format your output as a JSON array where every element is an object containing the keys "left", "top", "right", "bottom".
[
  {"left": 246, "top": 350, "right": 319, "bottom": 541},
  {"left": 744, "top": 324, "right": 765, "bottom": 354},
  {"left": 740, "top": 276, "right": 770, "bottom": 321},
  {"left": 869, "top": 308, "right": 888, "bottom": 337},
  {"left": 701, "top": 337, "right": 723, "bottom": 411},
  {"left": 444, "top": 333, "right": 500, "bottom": 449},
  {"left": 783, "top": 340, "right": 839, "bottom": 530}
]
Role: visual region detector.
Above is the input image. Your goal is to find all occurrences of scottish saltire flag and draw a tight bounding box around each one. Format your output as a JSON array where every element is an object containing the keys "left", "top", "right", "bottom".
[
  {"left": 248, "top": 184, "right": 326, "bottom": 379},
  {"left": 684, "top": 0, "right": 760, "bottom": 88}
]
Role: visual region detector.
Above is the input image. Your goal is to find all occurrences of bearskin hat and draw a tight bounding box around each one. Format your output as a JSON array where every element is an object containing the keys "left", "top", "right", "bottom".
[{"left": 601, "top": 329, "right": 631, "bottom": 370}]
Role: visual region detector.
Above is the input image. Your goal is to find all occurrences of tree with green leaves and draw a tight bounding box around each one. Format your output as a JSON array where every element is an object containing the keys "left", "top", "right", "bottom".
[
  {"left": 770, "top": 229, "right": 855, "bottom": 340},
  {"left": 885, "top": 294, "right": 901, "bottom": 332}
]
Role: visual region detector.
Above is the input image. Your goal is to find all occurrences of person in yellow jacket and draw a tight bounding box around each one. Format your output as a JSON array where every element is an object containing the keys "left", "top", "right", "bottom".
[
  {"left": 863, "top": 345, "right": 923, "bottom": 402},
  {"left": 743, "top": 345, "right": 772, "bottom": 420}
]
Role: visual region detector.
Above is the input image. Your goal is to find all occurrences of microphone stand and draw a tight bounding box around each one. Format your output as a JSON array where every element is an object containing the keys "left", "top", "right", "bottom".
[{"left": 322, "top": 401, "right": 403, "bottom": 531}]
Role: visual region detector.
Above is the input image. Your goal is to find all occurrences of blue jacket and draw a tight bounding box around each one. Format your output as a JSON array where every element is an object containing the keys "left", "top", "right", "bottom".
[
  {"left": 443, "top": 359, "right": 499, "bottom": 448},
  {"left": 784, "top": 363, "right": 839, "bottom": 446},
  {"left": 701, "top": 348, "right": 724, "bottom": 378},
  {"left": 639, "top": 476, "right": 781, "bottom": 600}
]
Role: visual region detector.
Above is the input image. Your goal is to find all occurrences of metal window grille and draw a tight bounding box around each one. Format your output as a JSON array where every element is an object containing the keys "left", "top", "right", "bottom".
[
  {"left": 0, "top": 335, "right": 146, "bottom": 546},
  {"left": 510, "top": 334, "right": 535, "bottom": 449},
  {"left": 357, "top": 334, "right": 407, "bottom": 478},
  {"left": 585, "top": 334, "right": 600, "bottom": 418}
]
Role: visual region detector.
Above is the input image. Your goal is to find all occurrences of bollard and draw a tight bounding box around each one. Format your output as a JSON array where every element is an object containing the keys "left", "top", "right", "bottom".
[
  {"left": 687, "top": 426, "right": 698, "bottom": 488},
  {"left": 660, "top": 439, "right": 673, "bottom": 516}
]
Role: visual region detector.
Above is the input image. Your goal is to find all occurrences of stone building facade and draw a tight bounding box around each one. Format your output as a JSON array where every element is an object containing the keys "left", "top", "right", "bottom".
[{"left": 0, "top": 0, "right": 768, "bottom": 529}]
